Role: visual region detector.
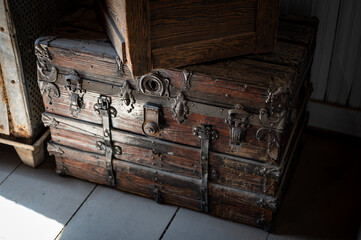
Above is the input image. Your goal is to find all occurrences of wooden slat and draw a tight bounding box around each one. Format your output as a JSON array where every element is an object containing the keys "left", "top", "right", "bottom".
[
  {"left": 152, "top": 33, "right": 257, "bottom": 69},
  {"left": 124, "top": 0, "right": 152, "bottom": 76},
  {"left": 149, "top": 0, "right": 257, "bottom": 49},
  {"left": 162, "top": 208, "right": 268, "bottom": 240},
  {"left": 0, "top": 163, "right": 95, "bottom": 240},
  {"left": 56, "top": 186, "right": 178, "bottom": 240},
  {"left": 98, "top": 0, "right": 126, "bottom": 62},
  {"left": 255, "top": 0, "right": 280, "bottom": 53}
]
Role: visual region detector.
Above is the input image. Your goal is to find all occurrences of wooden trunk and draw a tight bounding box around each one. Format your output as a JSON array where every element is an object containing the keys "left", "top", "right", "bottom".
[
  {"left": 36, "top": 5, "right": 318, "bottom": 230},
  {"left": 97, "top": 0, "right": 280, "bottom": 76},
  {"left": 36, "top": 12, "right": 317, "bottom": 165}
]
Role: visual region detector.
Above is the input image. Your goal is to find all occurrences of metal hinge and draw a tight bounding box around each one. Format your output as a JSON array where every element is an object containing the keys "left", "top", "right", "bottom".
[
  {"left": 94, "top": 95, "right": 119, "bottom": 186},
  {"left": 193, "top": 124, "right": 218, "bottom": 212}
]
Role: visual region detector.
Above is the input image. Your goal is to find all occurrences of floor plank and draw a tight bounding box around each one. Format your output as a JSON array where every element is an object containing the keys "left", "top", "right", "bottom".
[
  {"left": 0, "top": 158, "right": 96, "bottom": 240},
  {"left": 57, "top": 185, "right": 178, "bottom": 240},
  {"left": 0, "top": 144, "right": 21, "bottom": 184},
  {"left": 162, "top": 208, "right": 268, "bottom": 240}
]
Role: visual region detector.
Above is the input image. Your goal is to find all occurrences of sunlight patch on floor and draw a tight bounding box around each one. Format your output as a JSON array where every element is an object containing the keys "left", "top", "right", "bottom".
[{"left": 0, "top": 195, "right": 63, "bottom": 240}]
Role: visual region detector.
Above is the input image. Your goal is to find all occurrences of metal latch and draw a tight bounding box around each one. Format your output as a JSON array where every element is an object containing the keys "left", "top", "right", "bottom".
[
  {"left": 94, "top": 95, "right": 119, "bottom": 186},
  {"left": 193, "top": 124, "right": 218, "bottom": 212},
  {"left": 65, "top": 70, "right": 86, "bottom": 117},
  {"left": 225, "top": 104, "right": 251, "bottom": 152},
  {"left": 142, "top": 104, "right": 161, "bottom": 137}
]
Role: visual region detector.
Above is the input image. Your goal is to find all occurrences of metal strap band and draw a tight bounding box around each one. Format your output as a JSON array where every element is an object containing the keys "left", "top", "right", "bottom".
[
  {"left": 193, "top": 124, "right": 218, "bottom": 213},
  {"left": 94, "top": 96, "right": 117, "bottom": 186}
]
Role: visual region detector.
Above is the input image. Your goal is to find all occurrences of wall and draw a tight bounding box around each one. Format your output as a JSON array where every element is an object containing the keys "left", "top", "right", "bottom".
[{"left": 280, "top": 0, "right": 361, "bottom": 137}]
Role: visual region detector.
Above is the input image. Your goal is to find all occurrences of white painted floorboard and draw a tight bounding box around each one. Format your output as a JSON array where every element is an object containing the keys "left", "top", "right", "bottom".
[
  {"left": 0, "top": 144, "right": 21, "bottom": 183},
  {"left": 0, "top": 157, "right": 95, "bottom": 240},
  {"left": 57, "top": 186, "right": 177, "bottom": 240},
  {"left": 162, "top": 208, "right": 268, "bottom": 240}
]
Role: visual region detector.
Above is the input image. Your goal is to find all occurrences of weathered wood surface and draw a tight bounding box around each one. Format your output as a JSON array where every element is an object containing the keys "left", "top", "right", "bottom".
[
  {"left": 98, "top": 0, "right": 280, "bottom": 76},
  {"left": 255, "top": 0, "right": 280, "bottom": 53},
  {"left": 42, "top": 81, "right": 275, "bottom": 163},
  {"left": 43, "top": 82, "right": 308, "bottom": 197},
  {"left": 45, "top": 112, "right": 276, "bottom": 195},
  {"left": 41, "top": 69, "right": 311, "bottom": 164},
  {"left": 49, "top": 142, "right": 275, "bottom": 228},
  {"left": 47, "top": 106, "right": 306, "bottom": 230}
]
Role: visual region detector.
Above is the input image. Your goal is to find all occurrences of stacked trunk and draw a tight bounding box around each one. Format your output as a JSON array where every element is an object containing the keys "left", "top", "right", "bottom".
[{"left": 36, "top": 6, "right": 318, "bottom": 230}]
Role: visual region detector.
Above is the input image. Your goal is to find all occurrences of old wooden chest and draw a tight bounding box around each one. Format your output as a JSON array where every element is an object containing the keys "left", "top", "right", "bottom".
[
  {"left": 36, "top": 6, "right": 317, "bottom": 230},
  {"left": 97, "top": 0, "right": 280, "bottom": 77}
]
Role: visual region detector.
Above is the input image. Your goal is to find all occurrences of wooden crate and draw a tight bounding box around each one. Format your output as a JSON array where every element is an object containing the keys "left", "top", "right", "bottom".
[{"left": 98, "top": 0, "right": 280, "bottom": 77}]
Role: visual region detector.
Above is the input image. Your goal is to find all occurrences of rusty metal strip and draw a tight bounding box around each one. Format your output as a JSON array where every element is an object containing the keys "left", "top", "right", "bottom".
[{"left": 193, "top": 124, "right": 218, "bottom": 212}]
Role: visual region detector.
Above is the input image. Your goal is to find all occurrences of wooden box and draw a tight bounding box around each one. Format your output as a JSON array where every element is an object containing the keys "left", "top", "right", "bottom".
[
  {"left": 36, "top": 5, "right": 317, "bottom": 230},
  {"left": 98, "top": 0, "right": 280, "bottom": 77}
]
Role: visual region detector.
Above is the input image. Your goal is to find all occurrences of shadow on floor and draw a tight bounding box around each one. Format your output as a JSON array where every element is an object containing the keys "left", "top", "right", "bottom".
[{"left": 271, "top": 130, "right": 361, "bottom": 240}]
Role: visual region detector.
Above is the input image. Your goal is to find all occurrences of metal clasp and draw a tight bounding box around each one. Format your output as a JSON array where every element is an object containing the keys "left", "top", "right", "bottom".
[
  {"left": 225, "top": 104, "right": 251, "bottom": 152},
  {"left": 142, "top": 104, "right": 161, "bottom": 137},
  {"left": 65, "top": 70, "right": 86, "bottom": 117}
]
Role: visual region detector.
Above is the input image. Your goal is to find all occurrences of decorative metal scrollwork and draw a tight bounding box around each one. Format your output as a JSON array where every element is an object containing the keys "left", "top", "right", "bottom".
[
  {"left": 41, "top": 114, "right": 59, "bottom": 128},
  {"left": 47, "top": 142, "right": 64, "bottom": 155},
  {"left": 65, "top": 70, "right": 86, "bottom": 117},
  {"left": 38, "top": 81, "right": 60, "bottom": 105},
  {"left": 255, "top": 85, "right": 291, "bottom": 161},
  {"left": 266, "top": 86, "right": 291, "bottom": 115},
  {"left": 225, "top": 104, "right": 251, "bottom": 152},
  {"left": 138, "top": 72, "right": 170, "bottom": 97},
  {"left": 37, "top": 61, "right": 58, "bottom": 82},
  {"left": 119, "top": 81, "right": 135, "bottom": 113},
  {"left": 256, "top": 108, "right": 286, "bottom": 160},
  {"left": 182, "top": 69, "right": 192, "bottom": 91},
  {"left": 35, "top": 36, "right": 54, "bottom": 61},
  {"left": 36, "top": 37, "right": 60, "bottom": 105},
  {"left": 172, "top": 92, "right": 188, "bottom": 124}
]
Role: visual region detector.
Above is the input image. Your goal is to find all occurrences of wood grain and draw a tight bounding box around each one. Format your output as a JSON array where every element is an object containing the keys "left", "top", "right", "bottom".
[
  {"left": 100, "top": 0, "right": 279, "bottom": 76},
  {"left": 256, "top": 0, "right": 280, "bottom": 53},
  {"left": 49, "top": 143, "right": 275, "bottom": 228}
]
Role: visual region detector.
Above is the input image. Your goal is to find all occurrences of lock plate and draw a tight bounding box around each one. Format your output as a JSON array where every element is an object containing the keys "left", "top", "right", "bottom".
[{"left": 142, "top": 104, "right": 161, "bottom": 137}]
